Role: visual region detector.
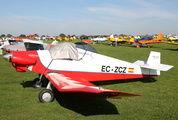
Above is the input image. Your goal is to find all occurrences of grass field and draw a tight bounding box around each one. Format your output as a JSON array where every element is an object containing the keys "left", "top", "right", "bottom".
[{"left": 0, "top": 40, "right": 178, "bottom": 120}]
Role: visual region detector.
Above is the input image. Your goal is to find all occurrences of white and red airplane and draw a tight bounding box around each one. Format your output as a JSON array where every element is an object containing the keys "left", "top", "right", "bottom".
[{"left": 3, "top": 42, "right": 173, "bottom": 103}]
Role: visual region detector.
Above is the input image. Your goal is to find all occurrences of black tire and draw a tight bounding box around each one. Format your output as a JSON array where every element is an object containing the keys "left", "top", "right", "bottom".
[
  {"left": 33, "top": 78, "right": 43, "bottom": 88},
  {"left": 38, "top": 89, "right": 54, "bottom": 103}
]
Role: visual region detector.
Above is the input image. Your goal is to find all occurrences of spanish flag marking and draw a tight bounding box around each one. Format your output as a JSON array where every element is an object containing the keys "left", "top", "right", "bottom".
[{"left": 128, "top": 68, "right": 134, "bottom": 73}]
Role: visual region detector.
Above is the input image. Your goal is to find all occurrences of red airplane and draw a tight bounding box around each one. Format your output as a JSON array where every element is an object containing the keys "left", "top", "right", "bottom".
[{"left": 3, "top": 42, "right": 173, "bottom": 103}]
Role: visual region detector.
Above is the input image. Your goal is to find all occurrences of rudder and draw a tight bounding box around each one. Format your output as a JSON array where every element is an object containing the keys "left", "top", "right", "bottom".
[
  {"left": 158, "top": 33, "right": 163, "bottom": 40},
  {"left": 147, "top": 51, "right": 160, "bottom": 66}
]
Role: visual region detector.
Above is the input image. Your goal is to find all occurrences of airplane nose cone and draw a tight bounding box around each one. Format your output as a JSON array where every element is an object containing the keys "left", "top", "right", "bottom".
[{"left": 3, "top": 53, "right": 12, "bottom": 62}]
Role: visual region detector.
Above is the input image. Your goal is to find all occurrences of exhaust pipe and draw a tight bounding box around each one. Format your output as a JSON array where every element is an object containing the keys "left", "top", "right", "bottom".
[{"left": 3, "top": 53, "right": 12, "bottom": 62}]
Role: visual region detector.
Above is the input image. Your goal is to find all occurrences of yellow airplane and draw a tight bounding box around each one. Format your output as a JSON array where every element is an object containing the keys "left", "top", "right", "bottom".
[
  {"left": 167, "top": 36, "right": 178, "bottom": 41},
  {"left": 56, "top": 36, "right": 73, "bottom": 41},
  {"left": 127, "top": 38, "right": 135, "bottom": 44},
  {"left": 119, "top": 36, "right": 128, "bottom": 39},
  {"left": 107, "top": 34, "right": 127, "bottom": 45}
]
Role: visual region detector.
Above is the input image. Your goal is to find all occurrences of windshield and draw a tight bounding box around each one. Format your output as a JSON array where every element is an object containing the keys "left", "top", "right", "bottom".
[{"left": 75, "top": 42, "right": 98, "bottom": 53}]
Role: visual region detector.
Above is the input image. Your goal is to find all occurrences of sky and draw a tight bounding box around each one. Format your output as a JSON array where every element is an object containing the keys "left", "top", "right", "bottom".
[{"left": 0, "top": 0, "right": 178, "bottom": 36}]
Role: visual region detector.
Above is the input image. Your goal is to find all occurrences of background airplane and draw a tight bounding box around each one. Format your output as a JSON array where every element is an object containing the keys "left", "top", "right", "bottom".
[
  {"left": 166, "top": 34, "right": 178, "bottom": 48},
  {"left": 127, "top": 33, "right": 165, "bottom": 48},
  {"left": 167, "top": 36, "right": 178, "bottom": 41},
  {"left": 90, "top": 37, "right": 108, "bottom": 44},
  {"left": 56, "top": 36, "right": 73, "bottom": 41},
  {"left": 108, "top": 34, "right": 127, "bottom": 45},
  {"left": 3, "top": 42, "right": 173, "bottom": 103},
  {"left": 3, "top": 39, "right": 51, "bottom": 53}
]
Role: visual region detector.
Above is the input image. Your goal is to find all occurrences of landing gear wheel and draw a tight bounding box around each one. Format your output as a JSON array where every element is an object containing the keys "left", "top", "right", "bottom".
[
  {"left": 39, "top": 89, "right": 54, "bottom": 103},
  {"left": 33, "top": 78, "right": 43, "bottom": 88},
  {"left": 148, "top": 46, "right": 152, "bottom": 48}
]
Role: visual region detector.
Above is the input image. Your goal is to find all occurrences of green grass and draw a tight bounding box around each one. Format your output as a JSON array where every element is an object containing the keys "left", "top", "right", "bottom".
[{"left": 0, "top": 40, "right": 178, "bottom": 119}]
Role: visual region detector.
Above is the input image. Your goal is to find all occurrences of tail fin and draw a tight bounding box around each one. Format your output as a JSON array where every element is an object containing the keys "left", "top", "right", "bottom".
[
  {"left": 134, "top": 51, "right": 173, "bottom": 71},
  {"left": 110, "top": 34, "right": 114, "bottom": 38},
  {"left": 130, "top": 38, "right": 135, "bottom": 42},
  {"left": 147, "top": 51, "right": 160, "bottom": 66},
  {"left": 158, "top": 33, "right": 163, "bottom": 40}
]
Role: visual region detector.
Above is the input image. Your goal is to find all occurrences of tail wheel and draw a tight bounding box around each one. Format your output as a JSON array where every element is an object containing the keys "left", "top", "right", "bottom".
[
  {"left": 148, "top": 46, "right": 152, "bottom": 48},
  {"left": 39, "top": 89, "right": 54, "bottom": 103},
  {"left": 33, "top": 78, "right": 43, "bottom": 88}
]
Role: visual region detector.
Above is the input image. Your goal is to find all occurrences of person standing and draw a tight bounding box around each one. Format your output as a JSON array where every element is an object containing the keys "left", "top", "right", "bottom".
[
  {"left": 68, "top": 35, "right": 70, "bottom": 42},
  {"left": 0, "top": 40, "right": 3, "bottom": 55},
  {"left": 115, "top": 36, "right": 118, "bottom": 47}
]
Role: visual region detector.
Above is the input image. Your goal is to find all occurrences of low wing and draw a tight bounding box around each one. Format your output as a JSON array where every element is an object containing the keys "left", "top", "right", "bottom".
[
  {"left": 44, "top": 72, "right": 142, "bottom": 99},
  {"left": 138, "top": 40, "right": 165, "bottom": 44},
  {"left": 167, "top": 42, "right": 178, "bottom": 45}
]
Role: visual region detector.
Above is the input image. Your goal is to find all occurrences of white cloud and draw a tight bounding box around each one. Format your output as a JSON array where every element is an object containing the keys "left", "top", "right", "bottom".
[
  {"left": 130, "top": 0, "right": 157, "bottom": 7},
  {"left": 88, "top": 7, "right": 139, "bottom": 19},
  {"left": 88, "top": 0, "right": 178, "bottom": 20}
]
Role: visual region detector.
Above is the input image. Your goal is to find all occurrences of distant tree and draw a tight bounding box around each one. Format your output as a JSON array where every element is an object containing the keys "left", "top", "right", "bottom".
[
  {"left": 71, "top": 34, "right": 75, "bottom": 37},
  {"left": 1, "top": 34, "right": 6, "bottom": 37},
  {"left": 6, "top": 34, "right": 12, "bottom": 37},
  {"left": 34, "top": 34, "right": 39, "bottom": 37},
  {"left": 119, "top": 34, "right": 124, "bottom": 36},
  {"left": 145, "top": 34, "right": 149, "bottom": 37},
  {"left": 103, "top": 35, "right": 108, "bottom": 37},
  {"left": 19, "top": 34, "right": 26, "bottom": 38},
  {"left": 114, "top": 34, "right": 118, "bottom": 37},
  {"left": 59, "top": 33, "right": 65, "bottom": 37},
  {"left": 141, "top": 34, "right": 152, "bottom": 38},
  {"left": 155, "top": 34, "right": 158, "bottom": 36},
  {"left": 80, "top": 34, "right": 88, "bottom": 39},
  {"left": 41, "top": 35, "right": 45, "bottom": 37}
]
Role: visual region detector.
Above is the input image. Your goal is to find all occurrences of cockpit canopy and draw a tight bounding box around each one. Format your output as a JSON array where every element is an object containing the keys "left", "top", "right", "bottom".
[
  {"left": 48, "top": 42, "right": 98, "bottom": 60},
  {"left": 48, "top": 42, "right": 78, "bottom": 60}
]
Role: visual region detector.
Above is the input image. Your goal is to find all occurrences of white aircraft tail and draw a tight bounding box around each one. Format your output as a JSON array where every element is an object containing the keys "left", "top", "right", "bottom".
[
  {"left": 147, "top": 51, "right": 160, "bottom": 67},
  {"left": 134, "top": 51, "right": 173, "bottom": 71},
  {"left": 110, "top": 34, "right": 114, "bottom": 38}
]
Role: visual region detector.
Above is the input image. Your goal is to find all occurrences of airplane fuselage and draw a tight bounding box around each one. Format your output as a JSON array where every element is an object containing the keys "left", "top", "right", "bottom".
[{"left": 24, "top": 49, "right": 159, "bottom": 82}]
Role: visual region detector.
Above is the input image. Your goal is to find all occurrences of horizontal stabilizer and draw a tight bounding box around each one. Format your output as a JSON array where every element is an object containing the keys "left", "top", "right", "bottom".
[
  {"left": 134, "top": 60, "right": 173, "bottom": 71},
  {"left": 133, "top": 51, "right": 173, "bottom": 71}
]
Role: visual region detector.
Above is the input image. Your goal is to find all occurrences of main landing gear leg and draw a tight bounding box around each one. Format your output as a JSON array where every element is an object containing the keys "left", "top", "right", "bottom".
[
  {"left": 38, "top": 82, "right": 55, "bottom": 103},
  {"left": 33, "top": 74, "right": 44, "bottom": 88}
]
